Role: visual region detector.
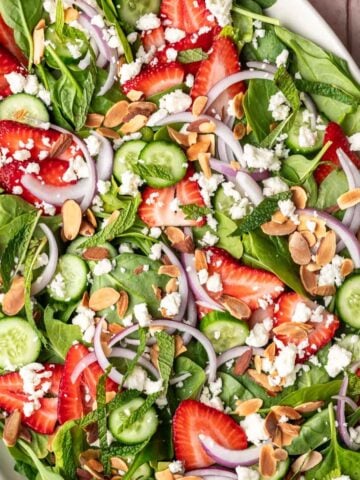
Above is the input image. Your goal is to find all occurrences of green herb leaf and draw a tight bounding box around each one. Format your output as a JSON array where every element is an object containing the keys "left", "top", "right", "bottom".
[
  {"left": 132, "top": 163, "right": 174, "bottom": 183},
  {"left": 100, "top": 0, "right": 133, "bottom": 63},
  {"left": 295, "top": 79, "right": 359, "bottom": 107},
  {"left": 44, "top": 306, "right": 82, "bottom": 360},
  {"left": 178, "top": 48, "right": 208, "bottom": 63},
  {"left": 55, "top": 0, "right": 64, "bottom": 36},
  {"left": 274, "top": 65, "right": 301, "bottom": 112},
  {"left": 235, "top": 191, "right": 291, "bottom": 234},
  {"left": 156, "top": 330, "right": 175, "bottom": 393},
  {"left": 18, "top": 439, "right": 64, "bottom": 480},
  {"left": 97, "top": 370, "right": 111, "bottom": 474},
  {"left": 122, "top": 328, "right": 148, "bottom": 387},
  {"left": 279, "top": 380, "right": 342, "bottom": 407},
  {"left": 52, "top": 420, "right": 77, "bottom": 479},
  {"left": 180, "top": 204, "right": 212, "bottom": 220},
  {"left": 108, "top": 441, "right": 149, "bottom": 458},
  {"left": 260, "top": 111, "right": 296, "bottom": 148},
  {"left": 174, "top": 356, "right": 206, "bottom": 401},
  {"left": 286, "top": 408, "right": 331, "bottom": 455}
]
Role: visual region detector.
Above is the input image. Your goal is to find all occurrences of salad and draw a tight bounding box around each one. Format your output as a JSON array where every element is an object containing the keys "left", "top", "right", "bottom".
[{"left": 0, "top": 0, "right": 360, "bottom": 479}]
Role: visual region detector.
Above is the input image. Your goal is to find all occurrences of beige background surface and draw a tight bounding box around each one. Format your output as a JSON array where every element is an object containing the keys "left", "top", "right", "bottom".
[{"left": 309, "top": 0, "right": 360, "bottom": 65}]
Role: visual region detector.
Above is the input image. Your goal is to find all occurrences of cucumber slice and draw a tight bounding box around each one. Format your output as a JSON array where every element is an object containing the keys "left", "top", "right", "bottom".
[
  {"left": 116, "top": 0, "right": 161, "bottom": 27},
  {"left": 113, "top": 140, "right": 147, "bottom": 183},
  {"left": 67, "top": 237, "right": 117, "bottom": 258},
  {"left": 0, "top": 93, "right": 49, "bottom": 126},
  {"left": 108, "top": 397, "right": 158, "bottom": 444},
  {"left": 286, "top": 109, "right": 325, "bottom": 154},
  {"left": 131, "top": 463, "right": 152, "bottom": 480},
  {"left": 336, "top": 274, "right": 360, "bottom": 327},
  {"left": 45, "top": 24, "right": 88, "bottom": 67},
  {"left": 213, "top": 186, "right": 235, "bottom": 218},
  {"left": 200, "top": 311, "right": 249, "bottom": 354},
  {"left": 48, "top": 254, "right": 88, "bottom": 302},
  {"left": 0, "top": 317, "right": 41, "bottom": 369},
  {"left": 138, "top": 140, "right": 187, "bottom": 188}
]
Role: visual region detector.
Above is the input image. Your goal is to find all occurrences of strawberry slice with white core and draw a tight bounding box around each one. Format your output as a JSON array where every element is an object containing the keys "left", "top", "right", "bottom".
[{"left": 160, "top": 0, "right": 216, "bottom": 34}]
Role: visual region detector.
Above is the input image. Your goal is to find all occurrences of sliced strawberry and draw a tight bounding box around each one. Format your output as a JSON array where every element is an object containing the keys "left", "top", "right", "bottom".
[
  {"left": 0, "top": 392, "right": 58, "bottom": 434},
  {"left": 82, "top": 362, "right": 118, "bottom": 399},
  {"left": 122, "top": 62, "right": 185, "bottom": 97},
  {"left": 0, "top": 16, "right": 27, "bottom": 65},
  {"left": 173, "top": 399, "right": 247, "bottom": 469},
  {"left": 204, "top": 247, "right": 284, "bottom": 310},
  {"left": 314, "top": 122, "right": 360, "bottom": 183},
  {"left": 160, "top": 0, "right": 216, "bottom": 34},
  {"left": 0, "top": 363, "right": 63, "bottom": 396},
  {"left": 0, "top": 46, "right": 25, "bottom": 98},
  {"left": 273, "top": 292, "right": 340, "bottom": 360},
  {"left": 142, "top": 26, "right": 165, "bottom": 52},
  {"left": 138, "top": 167, "right": 206, "bottom": 227}
]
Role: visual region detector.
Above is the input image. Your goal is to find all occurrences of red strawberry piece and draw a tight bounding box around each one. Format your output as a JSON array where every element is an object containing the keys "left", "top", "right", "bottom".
[
  {"left": 122, "top": 62, "right": 185, "bottom": 97},
  {"left": 160, "top": 0, "right": 217, "bottom": 34},
  {"left": 0, "top": 363, "right": 63, "bottom": 396},
  {"left": 0, "top": 16, "right": 27, "bottom": 65},
  {"left": 0, "top": 392, "right": 58, "bottom": 434},
  {"left": 249, "top": 305, "right": 275, "bottom": 330},
  {"left": 142, "top": 26, "right": 166, "bottom": 52},
  {"left": 138, "top": 167, "right": 206, "bottom": 227},
  {"left": 204, "top": 247, "right": 284, "bottom": 310},
  {"left": 173, "top": 399, "right": 247, "bottom": 469},
  {"left": 273, "top": 292, "right": 339, "bottom": 360},
  {"left": 0, "top": 45, "right": 26, "bottom": 98},
  {"left": 82, "top": 361, "right": 118, "bottom": 399},
  {"left": 314, "top": 122, "right": 360, "bottom": 183}
]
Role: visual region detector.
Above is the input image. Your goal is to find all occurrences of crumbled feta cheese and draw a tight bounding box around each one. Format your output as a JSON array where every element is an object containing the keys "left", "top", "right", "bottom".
[
  {"left": 318, "top": 255, "right": 345, "bottom": 287},
  {"left": 292, "top": 302, "right": 312, "bottom": 323},
  {"left": 229, "top": 197, "right": 251, "bottom": 220},
  {"left": 72, "top": 305, "right": 96, "bottom": 343},
  {"left": 85, "top": 134, "right": 101, "bottom": 157},
  {"left": 13, "top": 149, "right": 31, "bottom": 161},
  {"left": 236, "top": 467, "right": 260, "bottom": 480},
  {"left": 185, "top": 73, "right": 194, "bottom": 88},
  {"left": 149, "top": 227, "right": 162, "bottom": 238},
  {"left": 269, "top": 92, "right": 290, "bottom": 121},
  {"left": 24, "top": 75, "right": 39, "bottom": 95},
  {"left": 198, "top": 268, "right": 209, "bottom": 285},
  {"left": 201, "top": 230, "right": 219, "bottom": 246},
  {"left": 243, "top": 144, "right": 281, "bottom": 172},
  {"left": 21, "top": 162, "right": 40, "bottom": 175},
  {"left": 136, "top": 13, "right": 161, "bottom": 31},
  {"left": 165, "top": 47, "right": 178, "bottom": 62},
  {"left": 49, "top": 273, "right": 66, "bottom": 298},
  {"left": 262, "top": 176, "right": 289, "bottom": 197},
  {"left": 93, "top": 258, "right": 113, "bottom": 276},
  {"left": 144, "top": 378, "right": 163, "bottom": 394},
  {"left": 165, "top": 27, "right": 186, "bottom": 43},
  {"left": 119, "top": 243, "right": 133, "bottom": 253},
  {"left": 92, "top": 195, "right": 104, "bottom": 213},
  {"left": 168, "top": 460, "right": 184, "bottom": 474},
  {"left": 19, "top": 363, "right": 53, "bottom": 416},
  {"left": 192, "top": 171, "right": 223, "bottom": 206},
  {"left": 134, "top": 303, "right": 152, "bottom": 326},
  {"left": 124, "top": 366, "right": 147, "bottom": 390},
  {"left": 66, "top": 41, "right": 83, "bottom": 59},
  {"left": 149, "top": 243, "right": 162, "bottom": 260},
  {"left": 274, "top": 345, "right": 297, "bottom": 378},
  {"left": 205, "top": 0, "right": 232, "bottom": 26},
  {"left": 278, "top": 199, "right": 299, "bottom": 223},
  {"left": 63, "top": 155, "right": 89, "bottom": 182},
  {"left": 5, "top": 72, "right": 26, "bottom": 93},
  {"left": 206, "top": 273, "right": 222, "bottom": 293},
  {"left": 246, "top": 323, "right": 270, "bottom": 347},
  {"left": 119, "top": 59, "right": 143, "bottom": 84},
  {"left": 349, "top": 132, "right": 360, "bottom": 151},
  {"left": 252, "top": 22, "right": 266, "bottom": 49},
  {"left": 97, "top": 179, "right": 111, "bottom": 195},
  {"left": 118, "top": 170, "right": 143, "bottom": 196},
  {"left": 159, "top": 90, "right": 192, "bottom": 114},
  {"left": 12, "top": 186, "right": 23, "bottom": 195},
  {"left": 127, "top": 32, "right": 138, "bottom": 43},
  {"left": 160, "top": 292, "right": 181, "bottom": 316},
  {"left": 325, "top": 345, "right": 352, "bottom": 377},
  {"left": 298, "top": 126, "right": 317, "bottom": 148},
  {"left": 275, "top": 49, "right": 289, "bottom": 67},
  {"left": 240, "top": 413, "right": 269, "bottom": 445},
  {"left": 200, "top": 380, "right": 224, "bottom": 411}
]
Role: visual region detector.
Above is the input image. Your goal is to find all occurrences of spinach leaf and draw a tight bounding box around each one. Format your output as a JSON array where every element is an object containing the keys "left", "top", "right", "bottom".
[
  {"left": 52, "top": 420, "right": 77, "bottom": 479},
  {"left": 0, "top": 0, "right": 43, "bottom": 66},
  {"left": 279, "top": 380, "right": 342, "bottom": 407},
  {"left": 242, "top": 229, "right": 306, "bottom": 295},
  {"left": 227, "top": 12, "right": 253, "bottom": 49},
  {"left": 242, "top": 24, "right": 286, "bottom": 63},
  {"left": 287, "top": 408, "right": 331, "bottom": 455},
  {"left": 317, "top": 170, "right": 348, "bottom": 210},
  {"left": 90, "top": 68, "right": 127, "bottom": 115},
  {"left": 178, "top": 48, "right": 208, "bottom": 63},
  {"left": 215, "top": 212, "right": 244, "bottom": 259},
  {"left": 254, "top": 0, "right": 277, "bottom": 6},
  {"left": 260, "top": 112, "right": 296, "bottom": 148},
  {"left": 122, "top": 328, "right": 147, "bottom": 387},
  {"left": 44, "top": 306, "right": 83, "bottom": 360},
  {"left": 235, "top": 191, "right": 291, "bottom": 234},
  {"left": 180, "top": 204, "right": 212, "bottom": 220},
  {"left": 18, "top": 439, "right": 63, "bottom": 480},
  {"left": 296, "top": 364, "right": 330, "bottom": 389},
  {"left": 342, "top": 107, "right": 360, "bottom": 136},
  {"left": 0, "top": 195, "right": 35, "bottom": 251},
  {"left": 174, "top": 356, "right": 206, "bottom": 401},
  {"left": 235, "top": 0, "right": 263, "bottom": 14},
  {"left": 219, "top": 372, "right": 253, "bottom": 408},
  {"left": 274, "top": 65, "right": 301, "bottom": 111}
]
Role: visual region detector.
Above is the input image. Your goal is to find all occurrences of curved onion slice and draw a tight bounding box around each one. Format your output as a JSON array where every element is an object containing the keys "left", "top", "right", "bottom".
[
  {"left": 337, "top": 148, "right": 358, "bottom": 229},
  {"left": 93, "top": 131, "right": 114, "bottom": 181},
  {"left": 182, "top": 291, "right": 198, "bottom": 345},
  {"left": 336, "top": 376, "right": 360, "bottom": 450},
  {"left": 77, "top": 13, "right": 112, "bottom": 63},
  {"left": 199, "top": 434, "right": 261, "bottom": 468},
  {"left": 246, "top": 61, "right": 277, "bottom": 74},
  {"left": 31, "top": 224, "right": 58, "bottom": 295},
  {"left": 301, "top": 93, "right": 317, "bottom": 130},
  {"left": 185, "top": 469, "right": 237, "bottom": 479},
  {"left": 97, "top": 57, "right": 118, "bottom": 97},
  {"left": 94, "top": 319, "right": 123, "bottom": 384},
  {"left": 216, "top": 346, "right": 252, "bottom": 369},
  {"left": 21, "top": 176, "right": 88, "bottom": 206},
  {"left": 74, "top": 0, "right": 99, "bottom": 17},
  {"left": 71, "top": 352, "right": 97, "bottom": 384}
]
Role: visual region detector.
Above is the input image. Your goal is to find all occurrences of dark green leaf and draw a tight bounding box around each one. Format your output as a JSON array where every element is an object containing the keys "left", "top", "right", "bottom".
[
  {"left": 219, "top": 372, "right": 253, "bottom": 408},
  {"left": 108, "top": 441, "right": 149, "bottom": 458},
  {"left": 279, "top": 380, "right": 342, "bottom": 407},
  {"left": 295, "top": 79, "right": 359, "bottom": 107},
  {"left": 55, "top": 0, "right": 64, "bottom": 36},
  {"left": 44, "top": 306, "right": 82, "bottom": 360},
  {"left": 215, "top": 212, "right": 244, "bottom": 259},
  {"left": 52, "top": 420, "right": 77, "bottom": 479},
  {"left": 274, "top": 65, "right": 301, "bottom": 111},
  {"left": 180, "top": 204, "right": 212, "bottom": 220},
  {"left": 122, "top": 328, "right": 148, "bottom": 386},
  {"left": 260, "top": 112, "right": 296, "bottom": 148},
  {"left": 156, "top": 330, "right": 175, "bottom": 393},
  {"left": 133, "top": 163, "right": 174, "bottom": 182},
  {"left": 178, "top": 48, "right": 208, "bottom": 63},
  {"left": 174, "top": 356, "right": 206, "bottom": 401},
  {"left": 242, "top": 24, "right": 286, "bottom": 64},
  {"left": 287, "top": 408, "right": 331, "bottom": 455},
  {"left": 97, "top": 370, "right": 111, "bottom": 474},
  {"left": 18, "top": 439, "right": 64, "bottom": 480},
  {"left": 317, "top": 170, "right": 348, "bottom": 210}
]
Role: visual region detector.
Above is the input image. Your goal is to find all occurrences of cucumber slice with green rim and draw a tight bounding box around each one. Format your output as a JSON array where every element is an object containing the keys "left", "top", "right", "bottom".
[
  {"left": 108, "top": 397, "right": 158, "bottom": 444},
  {"left": 199, "top": 311, "right": 249, "bottom": 354},
  {"left": 0, "top": 317, "right": 41, "bottom": 369},
  {"left": 213, "top": 186, "right": 235, "bottom": 218},
  {"left": 48, "top": 254, "right": 88, "bottom": 302},
  {"left": 131, "top": 463, "right": 152, "bottom": 480},
  {"left": 336, "top": 273, "right": 360, "bottom": 327},
  {"left": 116, "top": 0, "right": 161, "bottom": 27},
  {"left": 67, "top": 237, "right": 117, "bottom": 258},
  {"left": 0, "top": 93, "right": 49, "bottom": 126},
  {"left": 45, "top": 24, "right": 88, "bottom": 67},
  {"left": 113, "top": 140, "right": 147, "bottom": 183},
  {"left": 138, "top": 140, "right": 188, "bottom": 188},
  {"left": 286, "top": 109, "right": 325, "bottom": 154}
]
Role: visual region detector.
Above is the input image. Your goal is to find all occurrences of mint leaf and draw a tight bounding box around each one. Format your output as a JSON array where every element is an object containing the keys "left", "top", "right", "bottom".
[
  {"left": 156, "top": 330, "right": 175, "bottom": 393},
  {"left": 133, "top": 163, "right": 174, "bottom": 182},
  {"left": 122, "top": 328, "right": 148, "bottom": 387},
  {"left": 235, "top": 191, "right": 292, "bottom": 234},
  {"left": 295, "top": 78, "right": 359, "bottom": 107},
  {"left": 108, "top": 441, "right": 149, "bottom": 457},
  {"left": 52, "top": 421, "right": 77, "bottom": 479},
  {"left": 178, "top": 48, "right": 208, "bottom": 63},
  {"left": 274, "top": 66, "right": 301, "bottom": 112},
  {"left": 97, "top": 370, "right": 111, "bottom": 474},
  {"left": 180, "top": 204, "right": 212, "bottom": 220}
]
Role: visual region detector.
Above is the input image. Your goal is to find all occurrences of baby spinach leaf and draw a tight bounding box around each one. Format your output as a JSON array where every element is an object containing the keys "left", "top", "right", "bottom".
[
  {"left": 287, "top": 408, "right": 331, "bottom": 455},
  {"left": 317, "top": 170, "right": 348, "bottom": 210},
  {"left": 227, "top": 13, "right": 253, "bottom": 49},
  {"left": 215, "top": 212, "right": 244, "bottom": 259},
  {"left": 219, "top": 372, "right": 253, "bottom": 408},
  {"left": 18, "top": 439, "right": 64, "bottom": 480},
  {"left": 174, "top": 356, "right": 206, "bottom": 401},
  {"left": 90, "top": 68, "right": 127, "bottom": 115},
  {"left": 44, "top": 306, "right": 83, "bottom": 360},
  {"left": 242, "top": 24, "right": 286, "bottom": 63},
  {"left": 260, "top": 112, "right": 296, "bottom": 148},
  {"left": 279, "top": 380, "right": 342, "bottom": 407},
  {"left": 178, "top": 48, "right": 208, "bottom": 63},
  {"left": 296, "top": 364, "right": 330, "bottom": 389},
  {"left": 180, "top": 204, "right": 212, "bottom": 220},
  {"left": 274, "top": 65, "right": 301, "bottom": 111},
  {"left": 235, "top": 0, "right": 263, "bottom": 14},
  {"left": 254, "top": 0, "right": 277, "bottom": 6}
]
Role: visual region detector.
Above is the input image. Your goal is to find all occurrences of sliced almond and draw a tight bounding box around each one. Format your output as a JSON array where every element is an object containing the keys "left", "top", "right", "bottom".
[
  {"left": 110, "top": 457, "right": 128, "bottom": 471},
  {"left": 261, "top": 220, "right": 297, "bottom": 236},
  {"left": 150, "top": 344, "right": 159, "bottom": 368},
  {"left": 198, "top": 152, "right": 212, "bottom": 179},
  {"left": 291, "top": 451, "right": 322, "bottom": 472},
  {"left": 119, "top": 114, "right": 148, "bottom": 134},
  {"left": 89, "top": 288, "right": 120, "bottom": 311},
  {"left": 82, "top": 247, "right": 109, "bottom": 261},
  {"left": 294, "top": 400, "right": 324, "bottom": 414},
  {"left": 199, "top": 134, "right": 215, "bottom": 155},
  {"left": 64, "top": 7, "right": 79, "bottom": 22},
  {"left": 273, "top": 448, "right": 288, "bottom": 461},
  {"left": 195, "top": 249, "right": 208, "bottom": 271},
  {"left": 312, "top": 284, "right": 336, "bottom": 296},
  {"left": 247, "top": 370, "right": 282, "bottom": 393},
  {"left": 49, "top": 133, "right": 73, "bottom": 158},
  {"left": 301, "top": 230, "right": 317, "bottom": 248},
  {"left": 341, "top": 258, "right": 354, "bottom": 277},
  {"left": 83, "top": 464, "right": 104, "bottom": 480},
  {"left": 96, "top": 127, "right": 120, "bottom": 140},
  {"left": 85, "top": 113, "right": 104, "bottom": 128},
  {"left": 62, "top": 199, "right": 82, "bottom": 241},
  {"left": 273, "top": 322, "right": 312, "bottom": 342},
  {"left": 116, "top": 291, "right": 129, "bottom": 319},
  {"left": 175, "top": 335, "right": 187, "bottom": 357},
  {"left": 259, "top": 444, "right": 277, "bottom": 478},
  {"left": 152, "top": 284, "right": 162, "bottom": 301},
  {"left": 155, "top": 469, "right": 174, "bottom": 480},
  {"left": 165, "top": 226, "right": 185, "bottom": 244},
  {"left": 289, "top": 231, "right": 312, "bottom": 265},
  {"left": 3, "top": 410, "right": 21, "bottom": 447},
  {"left": 306, "top": 262, "right": 322, "bottom": 272},
  {"left": 338, "top": 187, "right": 360, "bottom": 209},
  {"left": 186, "top": 140, "right": 211, "bottom": 161},
  {"left": 33, "top": 22, "right": 45, "bottom": 65},
  {"left": 168, "top": 127, "right": 197, "bottom": 147},
  {"left": 230, "top": 160, "right": 241, "bottom": 171},
  {"left": 220, "top": 294, "right": 251, "bottom": 320},
  {"left": 264, "top": 342, "right": 276, "bottom": 362},
  {"left": 158, "top": 264, "right": 180, "bottom": 277},
  {"left": 233, "top": 348, "right": 252, "bottom": 375},
  {"left": 166, "top": 277, "right": 178, "bottom": 294},
  {"left": 85, "top": 209, "right": 97, "bottom": 228},
  {"left": 172, "top": 235, "right": 195, "bottom": 254},
  {"left": 254, "top": 355, "right": 262, "bottom": 374},
  {"left": 192, "top": 95, "right": 208, "bottom": 116},
  {"left": 279, "top": 422, "right": 301, "bottom": 445},
  {"left": 81, "top": 291, "right": 90, "bottom": 308},
  {"left": 86, "top": 458, "right": 104, "bottom": 473},
  {"left": 298, "top": 215, "right": 326, "bottom": 239},
  {"left": 271, "top": 405, "right": 302, "bottom": 420},
  {"left": 103, "top": 100, "right": 129, "bottom": 128},
  {"left": 79, "top": 219, "right": 95, "bottom": 237},
  {"left": 315, "top": 230, "right": 336, "bottom": 266},
  {"left": 108, "top": 323, "right": 125, "bottom": 335},
  {"left": 128, "top": 101, "right": 157, "bottom": 117},
  {"left": 3, "top": 276, "right": 25, "bottom": 316},
  {"left": 233, "top": 92, "right": 245, "bottom": 119},
  {"left": 187, "top": 119, "right": 216, "bottom": 133},
  {"left": 264, "top": 410, "right": 278, "bottom": 438},
  {"left": 300, "top": 265, "right": 318, "bottom": 294},
  {"left": 272, "top": 210, "right": 288, "bottom": 224},
  {"left": 235, "top": 398, "right": 263, "bottom": 416},
  {"left": 291, "top": 186, "right": 307, "bottom": 209},
  {"left": 233, "top": 123, "right": 246, "bottom": 141}
]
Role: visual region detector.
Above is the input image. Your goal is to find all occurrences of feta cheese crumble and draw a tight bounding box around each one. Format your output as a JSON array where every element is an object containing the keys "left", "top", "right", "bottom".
[
  {"left": 159, "top": 90, "right": 192, "bottom": 114},
  {"left": 240, "top": 413, "right": 269, "bottom": 445},
  {"left": 135, "top": 13, "right": 161, "bottom": 31},
  {"left": 93, "top": 258, "right": 113, "bottom": 276},
  {"left": 72, "top": 305, "right": 96, "bottom": 343},
  {"left": 262, "top": 176, "right": 289, "bottom": 197},
  {"left": 298, "top": 126, "right": 317, "bottom": 148},
  {"left": 205, "top": 0, "right": 232, "bottom": 26},
  {"left": 269, "top": 92, "right": 290, "bottom": 121},
  {"left": 325, "top": 345, "right": 352, "bottom": 378},
  {"left": 243, "top": 144, "right": 281, "bottom": 172},
  {"left": 134, "top": 303, "right": 152, "bottom": 327}
]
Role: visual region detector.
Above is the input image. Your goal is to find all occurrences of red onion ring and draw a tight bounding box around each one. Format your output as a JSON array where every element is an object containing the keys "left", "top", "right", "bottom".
[
  {"left": 71, "top": 351, "right": 98, "bottom": 384},
  {"left": 336, "top": 376, "right": 360, "bottom": 450},
  {"left": 74, "top": 0, "right": 99, "bottom": 17},
  {"left": 21, "top": 176, "right": 88, "bottom": 206},
  {"left": 332, "top": 395, "right": 358, "bottom": 411},
  {"left": 77, "top": 14, "right": 113, "bottom": 63},
  {"left": 337, "top": 148, "right": 357, "bottom": 229},
  {"left": 92, "top": 132, "right": 114, "bottom": 181},
  {"left": 216, "top": 346, "right": 252, "bottom": 369},
  {"left": 182, "top": 291, "right": 197, "bottom": 345},
  {"left": 246, "top": 61, "right": 277, "bottom": 74},
  {"left": 199, "top": 434, "right": 261, "bottom": 468},
  {"left": 169, "top": 372, "right": 192, "bottom": 385},
  {"left": 31, "top": 223, "right": 58, "bottom": 295},
  {"left": 185, "top": 469, "right": 237, "bottom": 479},
  {"left": 94, "top": 319, "right": 124, "bottom": 384},
  {"left": 97, "top": 57, "right": 118, "bottom": 97}
]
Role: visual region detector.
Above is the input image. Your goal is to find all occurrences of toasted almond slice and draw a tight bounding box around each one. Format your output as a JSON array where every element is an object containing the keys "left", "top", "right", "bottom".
[
  {"left": 96, "top": 127, "right": 120, "bottom": 140},
  {"left": 165, "top": 226, "right": 185, "bottom": 244},
  {"left": 103, "top": 100, "right": 129, "bottom": 128},
  {"left": 271, "top": 210, "right": 288, "bottom": 224},
  {"left": 248, "top": 370, "right": 282, "bottom": 393},
  {"left": 254, "top": 355, "right": 262, "bottom": 374},
  {"left": 111, "top": 457, "right": 128, "bottom": 471},
  {"left": 298, "top": 215, "right": 327, "bottom": 239},
  {"left": 172, "top": 235, "right": 195, "bottom": 254},
  {"left": 89, "top": 288, "right": 120, "bottom": 311},
  {"left": 195, "top": 249, "right": 208, "bottom": 271},
  {"left": 315, "top": 230, "right": 336, "bottom": 266},
  {"left": 294, "top": 400, "right": 324, "bottom": 414},
  {"left": 220, "top": 294, "right": 251, "bottom": 320},
  {"left": 33, "top": 24, "right": 45, "bottom": 65},
  {"left": 264, "top": 342, "right": 276, "bottom": 361},
  {"left": 83, "top": 464, "right": 104, "bottom": 480},
  {"left": 273, "top": 448, "right": 288, "bottom": 461},
  {"left": 291, "top": 451, "right": 322, "bottom": 472},
  {"left": 85, "top": 209, "right": 97, "bottom": 228},
  {"left": 279, "top": 423, "right": 301, "bottom": 445},
  {"left": 199, "top": 134, "right": 215, "bottom": 155},
  {"left": 3, "top": 410, "right": 22, "bottom": 447},
  {"left": 152, "top": 284, "right": 162, "bottom": 301},
  {"left": 271, "top": 405, "right": 302, "bottom": 420},
  {"left": 62, "top": 199, "right": 82, "bottom": 241},
  {"left": 3, "top": 276, "right": 25, "bottom": 316},
  {"left": 127, "top": 89, "right": 143, "bottom": 101},
  {"left": 120, "top": 114, "right": 148, "bottom": 134},
  {"left": 233, "top": 123, "right": 246, "bottom": 141},
  {"left": 186, "top": 140, "right": 211, "bottom": 161},
  {"left": 79, "top": 219, "right": 95, "bottom": 237},
  {"left": 306, "top": 262, "right": 321, "bottom": 272},
  {"left": 261, "top": 220, "right": 297, "bottom": 236},
  {"left": 233, "top": 92, "right": 245, "bottom": 119},
  {"left": 166, "top": 277, "right": 178, "bottom": 294},
  {"left": 64, "top": 7, "right": 79, "bottom": 22},
  {"left": 235, "top": 398, "right": 263, "bottom": 416},
  {"left": 192, "top": 95, "right": 208, "bottom": 116},
  {"left": 289, "top": 231, "right": 312, "bottom": 265},
  {"left": 108, "top": 323, "right": 125, "bottom": 335},
  {"left": 300, "top": 265, "right": 318, "bottom": 294},
  {"left": 155, "top": 469, "right": 174, "bottom": 480},
  {"left": 230, "top": 160, "right": 241, "bottom": 171},
  {"left": 128, "top": 101, "right": 157, "bottom": 116},
  {"left": 291, "top": 186, "right": 307, "bottom": 209},
  {"left": 264, "top": 411, "right": 278, "bottom": 438},
  {"left": 338, "top": 187, "right": 360, "bottom": 209},
  {"left": 187, "top": 119, "right": 216, "bottom": 133},
  {"left": 85, "top": 113, "right": 104, "bottom": 128},
  {"left": 86, "top": 458, "right": 104, "bottom": 473},
  {"left": 116, "top": 291, "right": 129, "bottom": 319},
  {"left": 49, "top": 133, "right": 73, "bottom": 158},
  {"left": 198, "top": 152, "right": 212, "bottom": 179},
  {"left": 341, "top": 258, "right": 354, "bottom": 277},
  {"left": 158, "top": 264, "right": 180, "bottom": 277},
  {"left": 246, "top": 123, "right": 253, "bottom": 135},
  {"left": 259, "top": 444, "right": 277, "bottom": 478},
  {"left": 82, "top": 247, "right": 109, "bottom": 261},
  {"left": 312, "top": 284, "right": 336, "bottom": 296},
  {"left": 233, "top": 348, "right": 252, "bottom": 376},
  {"left": 81, "top": 291, "right": 90, "bottom": 309},
  {"left": 175, "top": 335, "right": 187, "bottom": 357},
  {"left": 168, "top": 127, "right": 198, "bottom": 147},
  {"left": 272, "top": 323, "right": 311, "bottom": 342},
  {"left": 150, "top": 344, "right": 159, "bottom": 368},
  {"left": 301, "top": 230, "right": 317, "bottom": 248}
]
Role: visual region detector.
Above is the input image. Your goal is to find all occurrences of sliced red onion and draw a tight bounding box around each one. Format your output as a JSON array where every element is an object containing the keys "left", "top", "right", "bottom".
[
  {"left": 21, "top": 176, "right": 88, "bottom": 206},
  {"left": 74, "top": 0, "right": 99, "bottom": 17},
  {"left": 51, "top": 124, "right": 97, "bottom": 211},
  {"left": 350, "top": 360, "right": 360, "bottom": 373},
  {"left": 97, "top": 56, "right": 118, "bottom": 97},
  {"left": 185, "top": 469, "right": 237, "bottom": 479},
  {"left": 199, "top": 434, "right": 261, "bottom": 468},
  {"left": 111, "top": 347, "right": 159, "bottom": 378},
  {"left": 94, "top": 319, "right": 124, "bottom": 384},
  {"left": 206, "top": 71, "right": 274, "bottom": 114},
  {"left": 71, "top": 352, "right": 97, "bottom": 384},
  {"left": 31, "top": 223, "right": 58, "bottom": 295},
  {"left": 169, "top": 372, "right": 192, "bottom": 385},
  {"left": 332, "top": 395, "right": 358, "bottom": 411},
  {"left": 77, "top": 14, "right": 113, "bottom": 63},
  {"left": 297, "top": 208, "right": 360, "bottom": 268},
  {"left": 216, "top": 346, "right": 252, "bottom": 369},
  {"left": 93, "top": 132, "right": 114, "bottom": 181},
  {"left": 246, "top": 61, "right": 277, "bottom": 74},
  {"left": 301, "top": 93, "right": 317, "bottom": 130},
  {"left": 182, "top": 291, "right": 197, "bottom": 345},
  {"left": 154, "top": 113, "right": 245, "bottom": 167},
  {"left": 336, "top": 376, "right": 360, "bottom": 450},
  {"left": 337, "top": 148, "right": 360, "bottom": 238}
]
